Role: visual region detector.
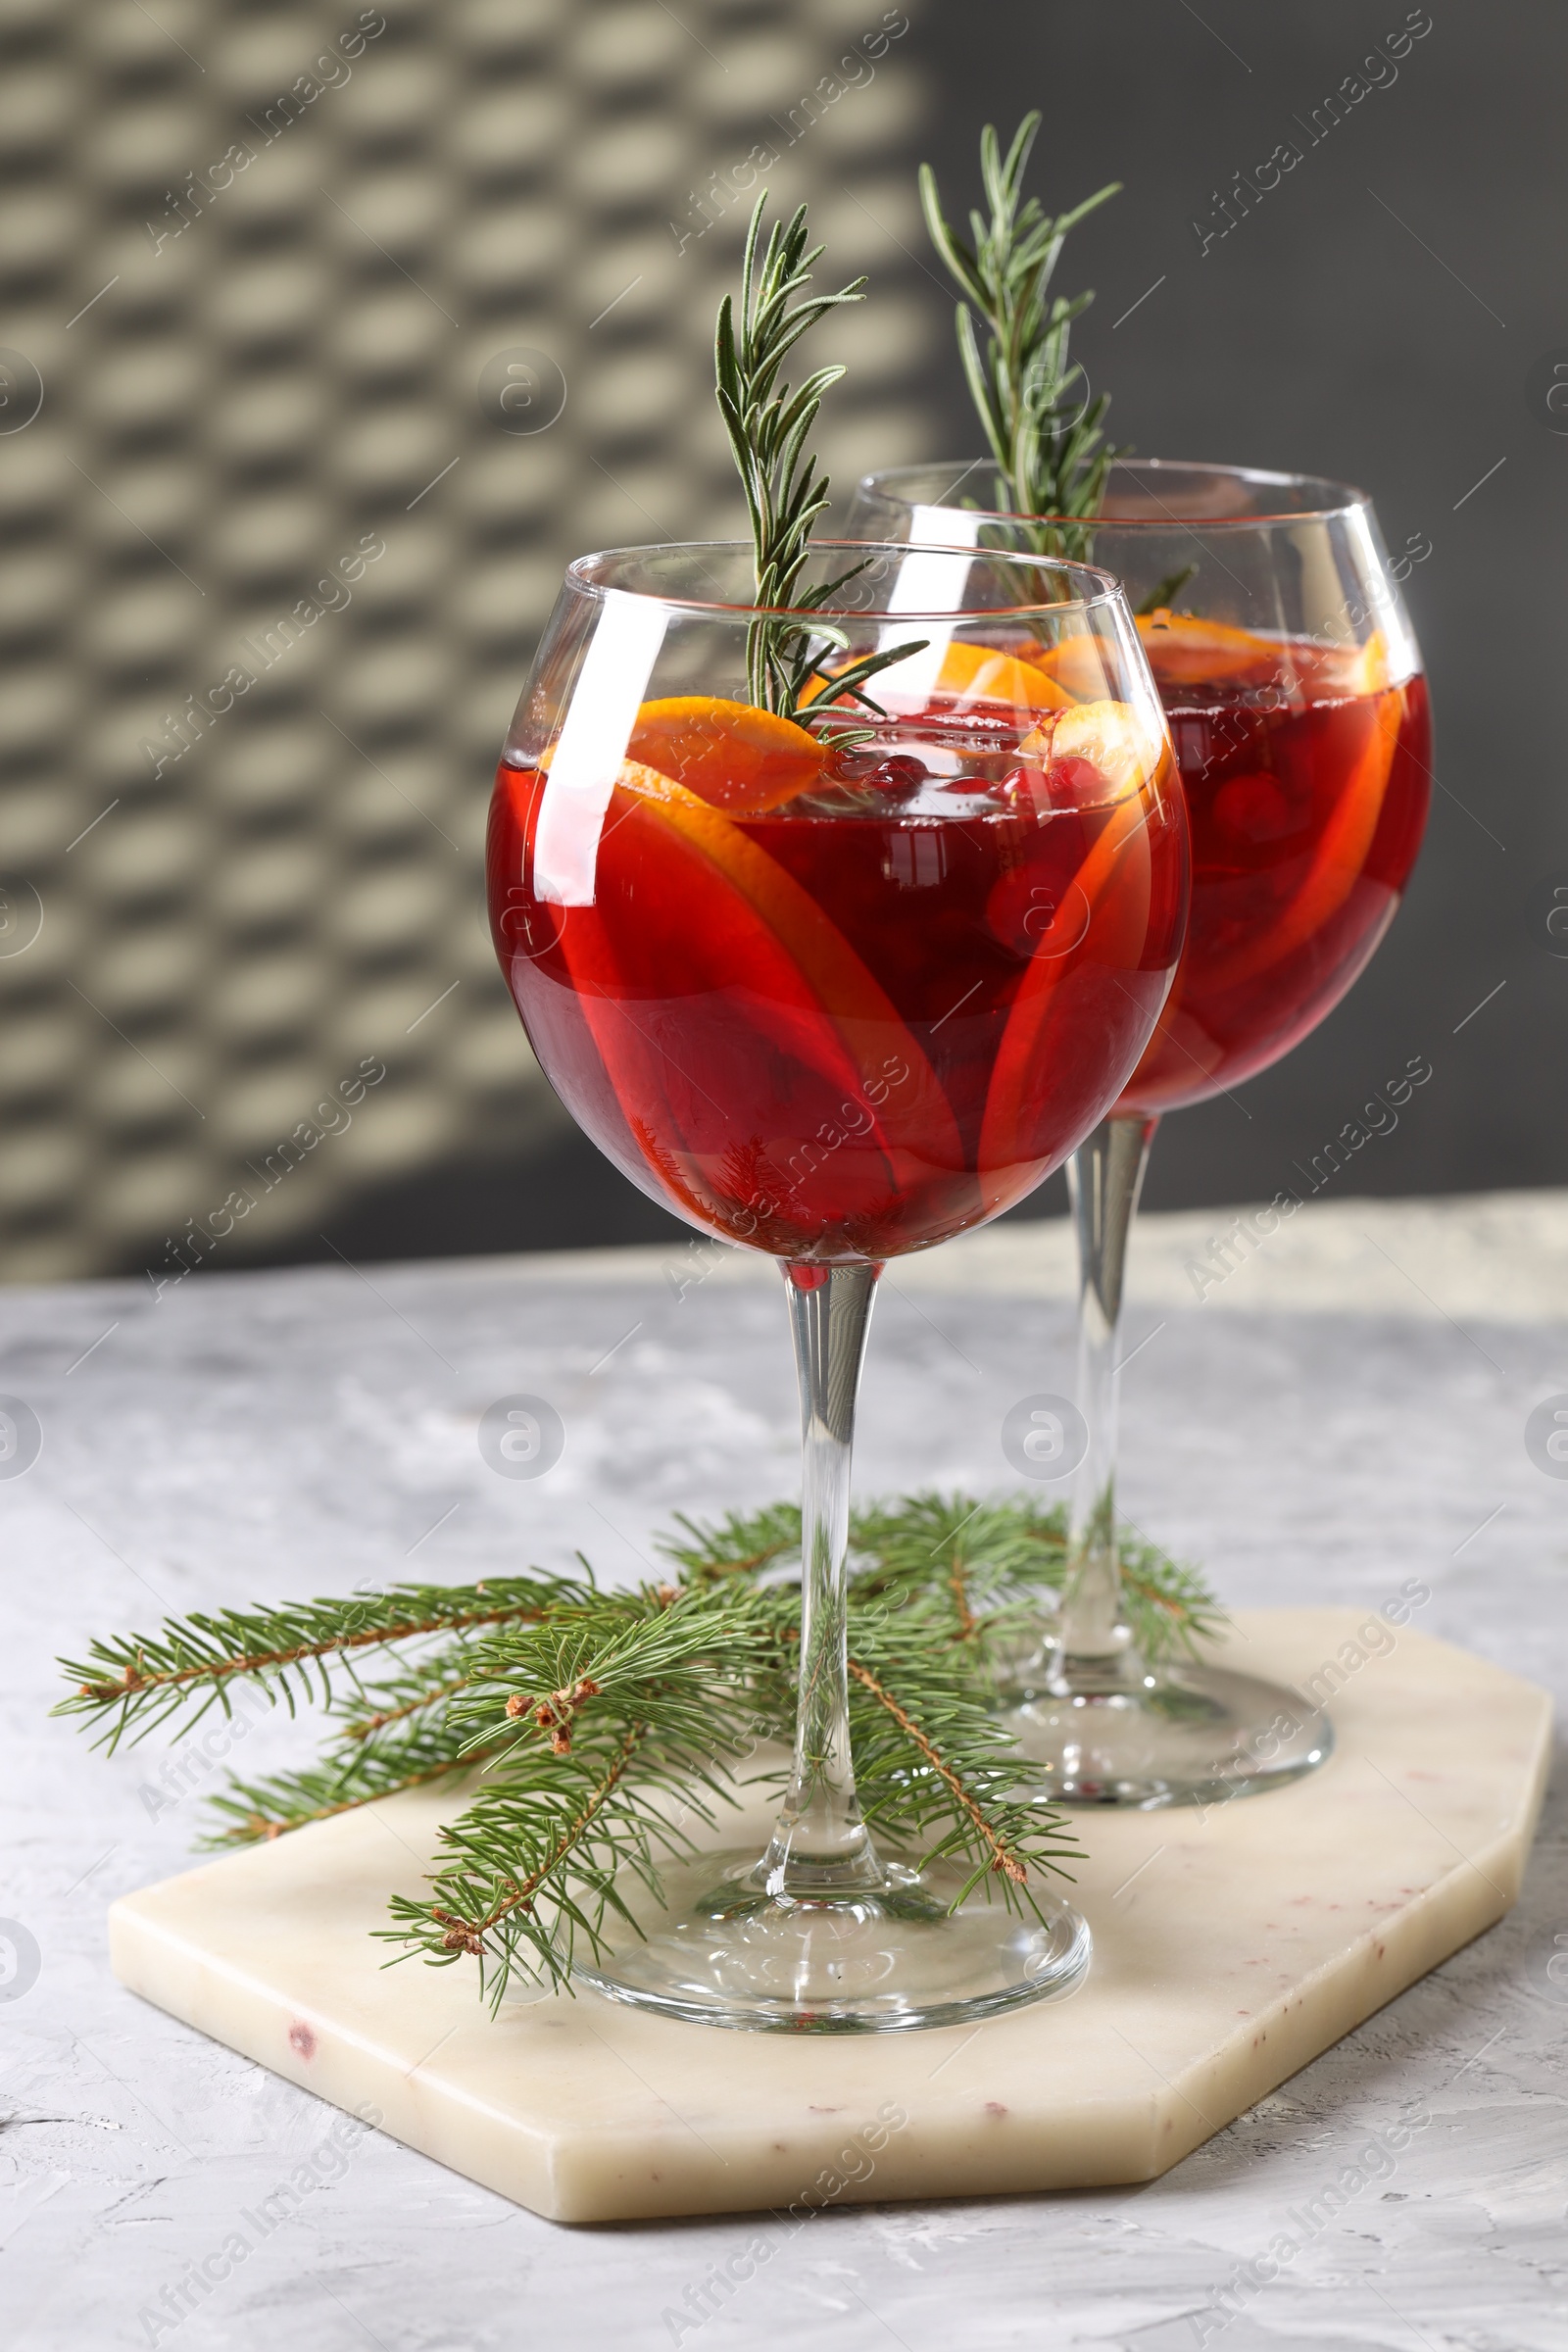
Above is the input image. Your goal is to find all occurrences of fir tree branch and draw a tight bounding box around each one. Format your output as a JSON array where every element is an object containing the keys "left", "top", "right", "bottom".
[
  {"left": 202, "top": 1639, "right": 497, "bottom": 1842},
  {"left": 379, "top": 1584, "right": 784, "bottom": 2004},
  {"left": 920, "top": 114, "right": 1122, "bottom": 542},
  {"left": 57, "top": 1493, "right": 1221, "bottom": 2002},
  {"left": 54, "top": 1575, "right": 574, "bottom": 1751},
  {"left": 849, "top": 1491, "right": 1225, "bottom": 1666},
  {"left": 844, "top": 1601, "right": 1084, "bottom": 1909},
  {"left": 657, "top": 1499, "right": 802, "bottom": 1584},
  {"left": 203, "top": 1736, "right": 505, "bottom": 1847},
  {"left": 385, "top": 1708, "right": 776, "bottom": 2010},
  {"left": 340, "top": 1666, "right": 473, "bottom": 1740},
  {"left": 1118, "top": 1529, "right": 1228, "bottom": 1664},
  {"left": 418, "top": 1718, "right": 650, "bottom": 1965},
  {"left": 442, "top": 1586, "right": 780, "bottom": 1763}
]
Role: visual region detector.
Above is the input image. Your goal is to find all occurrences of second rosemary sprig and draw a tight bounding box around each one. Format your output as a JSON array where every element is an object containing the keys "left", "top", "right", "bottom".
[{"left": 920, "top": 112, "right": 1122, "bottom": 543}]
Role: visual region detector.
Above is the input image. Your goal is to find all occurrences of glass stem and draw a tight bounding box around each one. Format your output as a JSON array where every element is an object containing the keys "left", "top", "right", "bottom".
[
  {"left": 1051, "top": 1114, "right": 1157, "bottom": 1696},
  {"left": 762, "top": 1260, "right": 884, "bottom": 1898}
]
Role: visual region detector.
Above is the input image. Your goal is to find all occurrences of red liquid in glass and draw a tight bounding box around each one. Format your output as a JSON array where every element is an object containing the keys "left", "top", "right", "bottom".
[
  {"left": 1117, "top": 638, "right": 1430, "bottom": 1114},
  {"left": 489, "top": 706, "right": 1186, "bottom": 1262}
]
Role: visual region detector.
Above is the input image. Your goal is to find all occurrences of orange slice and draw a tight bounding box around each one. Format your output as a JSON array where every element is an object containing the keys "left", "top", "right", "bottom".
[
  {"left": 1200, "top": 686, "right": 1405, "bottom": 994},
  {"left": 935, "top": 640, "right": 1077, "bottom": 712},
  {"left": 1310, "top": 629, "right": 1392, "bottom": 699},
  {"left": 978, "top": 765, "right": 1170, "bottom": 1173},
  {"left": 1025, "top": 632, "right": 1106, "bottom": 701},
  {"left": 1022, "top": 699, "right": 1165, "bottom": 799},
  {"left": 1135, "top": 611, "right": 1279, "bottom": 685},
  {"left": 592, "top": 766, "right": 968, "bottom": 1171},
  {"left": 626, "top": 697, "right": 823, "bottom": 815}
]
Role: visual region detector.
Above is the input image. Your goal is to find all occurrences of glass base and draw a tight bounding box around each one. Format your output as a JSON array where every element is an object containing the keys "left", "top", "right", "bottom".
[
  {"left": 571, "top": 1846, "right": 1093, "bottom": 2033},
  {"left": 1003, "top": 1664, "right": 1332, "bottom": 1808}
]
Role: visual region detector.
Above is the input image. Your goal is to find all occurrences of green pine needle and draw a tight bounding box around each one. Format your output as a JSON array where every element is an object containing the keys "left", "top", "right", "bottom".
[
  {"left": 657, "top": 1498, "right": 802, "bottom": 1584},
  {"left": 55, "top": 1492, "right": 1222, "bottom": 2006},
  {"left": 54, "top": 1573, "right": 578, "bottom": 1753}
]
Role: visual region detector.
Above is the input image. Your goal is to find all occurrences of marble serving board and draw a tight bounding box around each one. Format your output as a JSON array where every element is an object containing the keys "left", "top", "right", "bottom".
[{"left": 108, "top": 1610, "right": 1550, "bottom": 2225}]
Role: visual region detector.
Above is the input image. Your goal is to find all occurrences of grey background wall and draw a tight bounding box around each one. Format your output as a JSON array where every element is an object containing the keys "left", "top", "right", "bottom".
[
  {"left": 917, "top": 0, "right": 1565, "bottom": 1223},
  {"left": 0, "top": 0, "right": 1560, "bottom": 1283}
]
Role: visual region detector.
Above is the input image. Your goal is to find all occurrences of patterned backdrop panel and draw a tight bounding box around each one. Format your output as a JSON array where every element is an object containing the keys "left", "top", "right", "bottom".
[{"left": 0, "top": 0, "right": 940, "bottom": 1283}]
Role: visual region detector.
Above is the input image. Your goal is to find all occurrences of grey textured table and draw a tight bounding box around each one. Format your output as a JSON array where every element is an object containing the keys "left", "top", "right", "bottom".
[{"left": 4, "top": 1193, "right": 1567, "bottom": 2349}]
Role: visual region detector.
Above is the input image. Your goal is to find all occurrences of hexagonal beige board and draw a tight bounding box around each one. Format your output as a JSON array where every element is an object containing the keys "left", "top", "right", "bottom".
[{"left": 109, "top": 1611, "right": 1549, "bottom": 2224}]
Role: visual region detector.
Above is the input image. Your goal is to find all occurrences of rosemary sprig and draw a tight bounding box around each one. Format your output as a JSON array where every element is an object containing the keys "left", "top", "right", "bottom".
[
  {"left": 55, "top": 1492, "right": 1222, "bottom": 2006},
  {"left": 1135, "top": 562, "right": 1200, "bottom": 616},
  {"left": 920, "top": 114, "right": 1122, "bottom": 549},
  {"left": 715, "top": 194, "right": 927, "bottom": 727}
]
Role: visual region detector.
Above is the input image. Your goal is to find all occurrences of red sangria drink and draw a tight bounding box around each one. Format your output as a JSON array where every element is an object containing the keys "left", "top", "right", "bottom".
[
  {"left": 1102, "top": 616, "right": 1430, "bottom": 1116},
  {"left": 850, "top": 464, "right": 1432, "bottom": 1808},
  {"left": 486, "top": 540, "right": 1187, "bottom": 2031},
  {"left": 490, "top": 676, "right": 1186, "bottom": 1264}
]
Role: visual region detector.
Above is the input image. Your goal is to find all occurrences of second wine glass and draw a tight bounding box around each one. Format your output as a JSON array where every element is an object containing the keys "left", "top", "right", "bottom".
[{"left": 851, "top": 461, "right": 1433, "bottom": 1806}]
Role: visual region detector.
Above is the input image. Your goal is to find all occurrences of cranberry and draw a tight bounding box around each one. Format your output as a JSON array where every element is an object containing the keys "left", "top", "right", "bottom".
[{"left": 868, "top": 754, "right": 927, "bottom": 795}]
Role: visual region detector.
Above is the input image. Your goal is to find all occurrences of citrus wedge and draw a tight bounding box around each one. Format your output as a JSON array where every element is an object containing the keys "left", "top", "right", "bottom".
[
  {"left": 1309, "top": 629, "right": 1392, "bottom": 699},
  {"left": 935, "top": 639, "right": 1077, "bottom": 711},
  {"left": 978, "top": 750, "right": 1172, "bottom": 1172},
  {"left": 1199, "top": 685, "right": 1405, "bottom": 994},
  {"left": 1025, "top": 631, "right": 1108, "bottom": 702},
  {"left": 1135, "top": 611, "right": 1279, "bottom": 686},
  {"left": 1021, "top": 699, "right": 1165, "bottom": 800},
  {"left": 557, "top": 760, "right": 966, "bottom": 1228},
  {"left": 626, "top": 696, "right": 823, "bottom": 815}
]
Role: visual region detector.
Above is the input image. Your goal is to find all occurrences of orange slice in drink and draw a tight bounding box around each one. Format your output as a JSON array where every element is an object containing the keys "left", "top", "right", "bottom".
[
  {"left": 978, "top": 739, "right": 1173, "bottom": 1173},
  {"left": 626, "top": 697, "right": 823, "bottom": 815},
  {"left": 1309, "top": 629, "right": 1392, "bottom": 699},
  {"left": 935, "top": 640, "right": 1077, "bottom": 711},
  {"left": 1023, "top": 699, "right": 1165, "bottom": 799},
  {"left": 1200, "top": 686, "right": 1404, "bottom": 994},
  {"left": 1025, "top": 632, "right": 1107, "bottom": 701},
  {"left": 1135, "top": 610, "right": 1279, "bottom": 686},
  {"left": 1348, "top": 631, "right": 1392, "bottom": 694},
  {"left": 558, "top": 760, "right": 966, "bottom": 1232}
]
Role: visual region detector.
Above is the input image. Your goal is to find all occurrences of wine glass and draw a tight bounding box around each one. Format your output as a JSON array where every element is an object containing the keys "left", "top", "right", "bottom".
[
  {"left": 850, "top": 462, "right": 1432, "bottom": 1806},
  {"left": 487, "top": 538, "right": 1188, "bottom": 2026}
]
